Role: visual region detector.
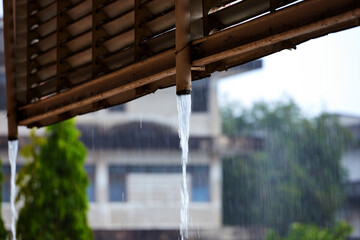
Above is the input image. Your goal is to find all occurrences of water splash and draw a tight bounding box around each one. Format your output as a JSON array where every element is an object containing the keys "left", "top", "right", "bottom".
[
  {"left": 177, "top": 94, "right": 191, "bottom": 240},
  {"left": 8, "top": 140, "right": 18, "bottom": 240}
]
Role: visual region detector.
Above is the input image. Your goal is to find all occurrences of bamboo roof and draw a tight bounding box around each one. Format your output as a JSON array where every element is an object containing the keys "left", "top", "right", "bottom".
[{"left": 3, "top": 0, "right": 360, "bottom": 139}]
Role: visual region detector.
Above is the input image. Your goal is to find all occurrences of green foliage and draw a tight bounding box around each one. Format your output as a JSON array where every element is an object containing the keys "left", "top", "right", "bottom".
[
  {"left": 265, "top": 221, "right": 353, "bottom": 240},
  {"left": 0, "top": 157, "right": 9, "bottom": 239},
  {"left": 222, "top": 99, "right": 352, "bottom": 235},
  {"left": 16, "top": 119, "right": 93, "bottom": 240}
]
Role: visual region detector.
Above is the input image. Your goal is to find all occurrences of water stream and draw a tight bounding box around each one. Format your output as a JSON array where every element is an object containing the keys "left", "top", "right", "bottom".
[
  {"left": 8, "top": 140, "right": 18, "bottom": 240},
  {"left": 177, "top": 94, "right": 191, "bottom": 240}
]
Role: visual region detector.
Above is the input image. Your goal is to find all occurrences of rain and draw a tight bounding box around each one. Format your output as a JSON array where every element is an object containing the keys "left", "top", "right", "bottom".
[{"left": 0, "top": 1, "right": 360, "bottom": 240}]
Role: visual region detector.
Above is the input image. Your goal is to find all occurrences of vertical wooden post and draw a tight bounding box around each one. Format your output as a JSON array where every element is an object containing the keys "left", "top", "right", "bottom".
[
  {"left": 202, "top": 0, "right": 211, "bottom": 36},
  {"left": 134, "top": 0, "right": 153, "bottom": 62},
  {"left": 27, "top": 0, "right": 40, "bottom": 103},
  {"left": 4, "top": 0, "right": 18, "bottom": 140},
  {"left": 56, "top": 0, "right": 73, "bottom": 92},
  {"left": 175, "top": 0, "right": 192, "bottom": 95},
  {"left": 92, "top": 0, "right": 109, "bottom": 79},
  {"left": 134, "top": 0, "right": 143, "bottom": 62},
  {"left": 270, "top": 0, "right": 279, "bottom": 12}
]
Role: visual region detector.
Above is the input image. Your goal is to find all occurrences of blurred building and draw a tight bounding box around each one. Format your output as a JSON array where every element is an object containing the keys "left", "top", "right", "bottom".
[
  {"left": 76, "top": 77, "right": 223, "bottom": 238},
  {"left": 0, "top": 16, "right": 265, "bottom": 239},
  {"left": 75, "top": 60, "right": 261, "bottom": 240},
  {"left": 337, "top": 114, "right": 360, "bottom": 240},
  {"left": 0, "top": 18, "right": 222, "bottom": 239}
]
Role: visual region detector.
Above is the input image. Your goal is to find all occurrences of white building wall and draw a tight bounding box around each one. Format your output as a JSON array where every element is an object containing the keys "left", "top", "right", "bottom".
[
  {"left": 87, "top": 149, "right": 221, "bottom": 230},
  {"left": 342, "top": 149, "right": 360, "bottom": 182},
  {"left": 76, "top": 81, "right": 221, "bottom": 138},
  {"left": 80, "top": 78, "right": 222, "bottom": 230}
]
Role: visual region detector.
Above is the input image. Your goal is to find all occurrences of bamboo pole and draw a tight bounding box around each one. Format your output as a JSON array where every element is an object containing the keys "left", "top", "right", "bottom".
[{"left": 175, "top": 0, "right": 192, "bottom": 95}]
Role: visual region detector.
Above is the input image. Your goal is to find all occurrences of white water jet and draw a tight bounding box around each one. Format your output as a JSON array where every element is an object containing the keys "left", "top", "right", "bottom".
[
  {"left": 8, "top": 140, "right": 18, "bottom": 240},
  {"left": 177, "top": 94, "right": 191, "bottom": 240}
]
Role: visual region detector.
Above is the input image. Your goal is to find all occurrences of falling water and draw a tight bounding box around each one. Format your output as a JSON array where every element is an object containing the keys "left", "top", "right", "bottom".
[
  {"left": 8, "top": 140, "right": 18, "bottom": 240},
  {"left": 177, "top": 94, "right": 191, "bottom": 240}
]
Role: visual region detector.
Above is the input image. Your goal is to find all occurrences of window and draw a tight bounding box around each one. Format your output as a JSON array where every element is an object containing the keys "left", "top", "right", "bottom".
[
  {"left": 191, "top": 166, "right": 210, "bottom": 202},
  {"left": 84, "top": 165, "right": 96, "bottom": 202},
  {"left": 0, "top": 73, "right": 6, "bottom": 110},
  {"left": 108, "top": 104, "right": 126, "bottom": 112},
  {"left": 109, "top": 166, "right": 126, "bottom": 202},
  {"left": 2, "top": 165, "right": 22, "bottom": 202},
  {"left": 191, "top": 78, "right": 209, "bottom": 112},
  {"left": 108, "top": 165, "right": 210, "bottom": 202},
  {"left": 2, "top": 166, "right": 10, "bottom": 202}
]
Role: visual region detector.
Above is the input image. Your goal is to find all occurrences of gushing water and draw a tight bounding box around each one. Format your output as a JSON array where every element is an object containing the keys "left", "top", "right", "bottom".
[
  {"left": 8, "top": 140, "right": 18, "bottom": 240},
  {"left": 177, "top": 95, "right": 191, "bottom": 240}
]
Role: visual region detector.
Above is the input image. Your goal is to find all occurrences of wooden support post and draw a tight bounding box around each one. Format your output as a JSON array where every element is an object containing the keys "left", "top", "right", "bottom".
[
  {"left": 134, "top": 0, "right": 154, "bottom": 62},
  {"left": 202, "top": 0, "right": 211, "bottom": 36},
  {"left": 92, "top": 0, "right": 110, "bottom": 79},
  {"left": 175, "top": 0, "right": 192, "bottom": 95},
  {"left": 56, "top": 0, "right": 73, "bottom": 93},
  {"left": 4, "top": 0, "right": 18, "bottom": 140},
  {"left": 27, "top": 0, "right": 39, "bottom": 103},
  {"left": 134, "top": 0, "right": 143, "bottom": 62},
  {"left": 270, "top": 0, "right": 279, "bottom": 12}
]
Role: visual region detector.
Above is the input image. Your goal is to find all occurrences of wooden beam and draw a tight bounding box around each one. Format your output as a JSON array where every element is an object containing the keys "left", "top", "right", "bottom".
[
  {"left": 193, "top": 9, "right": 360, "bottom": 66},
  {"left": 92, "top": 0, "right": 110, "bottom": 79},
  {"left": 19, "top": 49, "right": 176, "bottom": 123},
  {"left": 19, "top": 68, "right": 176, "bottom": 126}
]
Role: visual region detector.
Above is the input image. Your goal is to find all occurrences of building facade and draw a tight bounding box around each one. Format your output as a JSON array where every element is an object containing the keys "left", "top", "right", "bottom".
[
  {"left": 337, "top": 115, "right": 360, "bottom": 240},
  {"left": 76, "top": 77, "right": 223, "bottom": 234}
]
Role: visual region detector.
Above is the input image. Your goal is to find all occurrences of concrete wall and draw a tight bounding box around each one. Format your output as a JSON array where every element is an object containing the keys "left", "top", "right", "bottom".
[{"left": 87, "top": 149, "right": 222, "bottom": 230}]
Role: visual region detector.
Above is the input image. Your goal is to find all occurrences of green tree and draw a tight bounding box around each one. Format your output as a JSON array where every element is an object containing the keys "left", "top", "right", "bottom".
[
  {"left": 222, "top": 99, "right": 352, "bottom": 235},
  {"left": 16, "top": 119, "right": 93, "bottom": 240},
  {"left": 0, "top": 157, "right": 9, "bottom": 239},
  {"left": 266, "top": 221, "right": 352, "bottom": 240}
]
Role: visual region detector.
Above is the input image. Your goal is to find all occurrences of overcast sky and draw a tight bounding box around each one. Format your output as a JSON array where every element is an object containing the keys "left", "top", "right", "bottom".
[{"left": 218, "top": 26, "right": 360, "bottom": 117}]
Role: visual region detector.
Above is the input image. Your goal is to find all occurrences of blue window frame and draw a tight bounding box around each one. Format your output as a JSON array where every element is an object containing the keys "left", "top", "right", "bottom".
[
  {"left": 109, "top": 166, "right": 126, "bottom": 202},
  {"left": 2, "top": 165, "right": 22, "bottom": 202},
  {"left": 191, "top": 166, "right": 210, "bottom": 202},
  {"left": 84, "top": 165, "right": 96, "bottom": 202},
  {"left": 108, "top": 165, "right": 210, "bottom": 202},
  {"left": 191, "top": 78, "right": 209, "bottom": 112},
  {"left": 0, "top": 73, "right": 6, "bottom": 110},
  {"left": 108, "top": 104, "right": 126, "bottom": 112}
]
